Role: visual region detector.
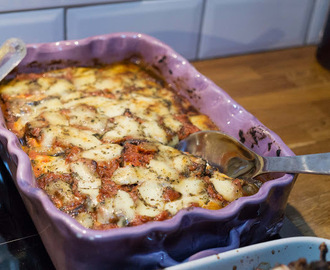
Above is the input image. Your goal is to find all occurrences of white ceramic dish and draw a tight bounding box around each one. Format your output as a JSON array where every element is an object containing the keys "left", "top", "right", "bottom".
[{"left": 167, "top": 236, "right": 330, "bottom": 270}]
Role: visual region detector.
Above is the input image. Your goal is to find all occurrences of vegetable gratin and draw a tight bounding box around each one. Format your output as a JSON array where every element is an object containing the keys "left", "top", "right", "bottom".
[{"left": 0, "top": 60, "right": 257, "bottom": 230}]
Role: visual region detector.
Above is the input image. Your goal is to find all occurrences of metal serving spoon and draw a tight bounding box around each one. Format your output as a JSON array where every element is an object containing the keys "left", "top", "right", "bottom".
[
  {"left": 0, "top": 38, "right": 26, "bottom": 82},
  {"left": 176, "top": 130, "right": 330, "bottom": 179}
]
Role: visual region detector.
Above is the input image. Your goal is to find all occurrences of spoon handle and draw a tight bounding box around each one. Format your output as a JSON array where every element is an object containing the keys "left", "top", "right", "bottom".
[
  {"left": 0, "top": 38, "right": 26, "bottom": 82},
  {"left": 262, "top": 153, "right": 330, "bottom": 175}
]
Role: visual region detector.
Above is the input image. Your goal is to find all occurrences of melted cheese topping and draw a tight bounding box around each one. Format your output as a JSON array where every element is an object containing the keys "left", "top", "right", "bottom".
[{"left": 0, "top": 61, "right": 253, "bottom": 230}]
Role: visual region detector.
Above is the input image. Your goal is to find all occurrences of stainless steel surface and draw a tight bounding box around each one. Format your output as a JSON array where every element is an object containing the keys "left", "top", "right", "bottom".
[
  {"left": 0, "top": 38, "right": 26, "bottom": 82},
  {"left": 176, "top": 131, "right": 330, "bottom": 179}
]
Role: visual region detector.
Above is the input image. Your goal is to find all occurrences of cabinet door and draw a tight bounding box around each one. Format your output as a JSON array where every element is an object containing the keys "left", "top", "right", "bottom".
[
  {"left": 199, "top": 0, "right": 314, "bottom": 59},
  {"left": 0, "top": 0, "right": 131, "bottom": 12},
  {"left": 306, "top": 0, "right": 330, "bottom": 44},
  {"left": 67, "top": 0, "right": 203, "bottom": 60},
  {"left": 0, "top": 9, "right": 64, "bottom": 44}
]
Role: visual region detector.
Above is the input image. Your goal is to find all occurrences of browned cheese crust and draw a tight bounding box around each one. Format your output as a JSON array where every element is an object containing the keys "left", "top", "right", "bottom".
[{"left": 0, "top": 61, "right": 254, "bottom": 229}]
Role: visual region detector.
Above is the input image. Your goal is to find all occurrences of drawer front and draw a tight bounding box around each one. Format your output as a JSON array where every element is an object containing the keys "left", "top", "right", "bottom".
[
  {"left": 199, "top": 0, "right": 314, "bottom": 59},
  {"left": 306, "top": 0, "right": 330, "bottom": 44},
  {"left": 0, "top": 9, "right": 64, "bottom": 44},
  {"left": 67, "top": 0, "right": 203, "bottom": 60},
  {"left": 0, "top": 0, "right": 132, "bottom": 12}
]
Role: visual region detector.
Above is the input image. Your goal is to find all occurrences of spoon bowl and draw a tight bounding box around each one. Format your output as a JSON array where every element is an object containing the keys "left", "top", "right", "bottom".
[{"left": 176, "top": 130, "right": 330, "bottom": 179}]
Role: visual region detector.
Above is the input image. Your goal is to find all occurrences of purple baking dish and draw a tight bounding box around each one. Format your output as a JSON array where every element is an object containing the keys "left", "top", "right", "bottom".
[{"left": 0, "top": 33, "right": 296, "bottom": 269}]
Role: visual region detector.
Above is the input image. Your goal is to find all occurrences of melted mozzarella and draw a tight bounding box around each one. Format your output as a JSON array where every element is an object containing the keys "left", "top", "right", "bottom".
[
  {"left": 103, "top": 116, "right": 143, "bottom": 142},
  {"left": 100, "top": 100, "right": 129, "bottom": 118},
  {"left": 111, "top": 166, "right": 139, "bottom": 185},
  {"left": 70, "top": 161, "right": 101, "bottom": 207},
  {"left": 128, "top": 95, "right": 170, "bottom": 119},
  {"left": 40, "top": 126, "right": 101, "bottom": 150},
  {"left": 71, "top": 67, "right": 96, "bottom": 89},
  {"left": 63, "top": 96, "right": 109, "bottom": 109},
  {"left": 46, "top": 79, "right": 74, "bottom": 96},
  {"left": 210, "top": 171, "right": 243, "bottom": 202},
  {"left": 114, "top": 190, "right": 135, "bottom": 226},
  {"left": 94, "top": 77, "right": 122, "bottom": 91},
  {"left": 96, "top": 198, "right": 115, "bottom": 224},
  {"left": 157, "top": 144, "right": 182, "bottom": 158},
  {"left": 134, "top": 167, "right": 158, "bottom": 182},
  {"left": 67, "top": 105, "right": 107, "bottom": 133},
  {"left": 18, "top": 98, "right": 63, "bottom": 129},
  {"left": 148, "top": 159, "right": 179, "bottom": 180},
  {"left": 142, "top": 120, "right": 168, "bottom": 144},
  {"left": 60, "top": 92, "right": 82, "bottom": 103},
  {"left": 76, "top": 212, "right": 94, "bottom": 228},
  {"left": 164, "top": 200, "right": 184, "bottom": 215},
  {"left": 138, "top": 180, "right": 164, "bottom": 208},
  {"left": 45, "top": 180, "right": 76, "bottom": 205},
  {"left": 33, "top": 155, "right": 70, "bottom": 175},
  {"left": 162, "top": 114, "right": 182, "bottom": 132},
  {"left": 175, "top": 177, "right": 205, "bottom": 197},
  {"left": 32, "top": 98, "right": 63, "bottom": 116},
  {"left": 172, "top": 154, "right": 192, "bottom": 174},
  {"left": 164, "top": 178, "right": 208, "bottom": 214},
  {"left": 189, "top": 115, "right": 215, "bottom": 130},
  {"left": 41, "top": 111, "right": 69, "bottom": 126},
  {"left": 81, "top": 144, "right": 123, "bottom": 162},
  {"left": 136, "top": 200, "right": 161, "bottom": 217},
  {"left": 70, "top": 161, "right": 101, "bottom": 189},
  {"left": 0, "top": 80, "right": 30, "bottom": 95}
]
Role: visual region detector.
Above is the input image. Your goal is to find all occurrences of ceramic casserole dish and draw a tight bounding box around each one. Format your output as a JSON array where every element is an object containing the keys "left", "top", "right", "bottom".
[
  {"left": 0, "top": 33, "right": 296, "bottom": 269},
  {"left": 167, "top": 236, "right": 330, "bottom": 270}
]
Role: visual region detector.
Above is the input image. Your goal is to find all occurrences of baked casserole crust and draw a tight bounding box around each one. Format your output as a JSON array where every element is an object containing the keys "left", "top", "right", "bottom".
[{"left": 0, "top": 60, "right": 254, "bottom": 230}]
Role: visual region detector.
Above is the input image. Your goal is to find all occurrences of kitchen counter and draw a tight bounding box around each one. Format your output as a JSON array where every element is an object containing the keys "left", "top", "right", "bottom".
[{"left": 193, "top": 45, "right": 330, "bottom": 239}]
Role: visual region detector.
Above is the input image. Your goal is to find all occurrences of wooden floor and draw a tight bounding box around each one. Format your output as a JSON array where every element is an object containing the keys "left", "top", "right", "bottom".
[{"left": 193, "top": 46, "right": 330, "bottom": 239}]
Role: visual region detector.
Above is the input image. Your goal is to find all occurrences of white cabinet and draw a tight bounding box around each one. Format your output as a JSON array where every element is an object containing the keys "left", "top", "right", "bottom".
[
  {"left": 199, "top": 0, "right": 314, "bottom": 59},
  {"left": 306, "top": 0, "right": 330, "bottom": 44},
  {"left": 67, "top": 0, "right": 203, "bottom": 60},
  {"left": 0, "top": 9, "right": 64, "bottom": 44},
  {"left": 0, "top": 0, "right": 132, "bottom": 12},
  {"left": 0, "top": 0, "right": 327, "bottom": 60}
]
